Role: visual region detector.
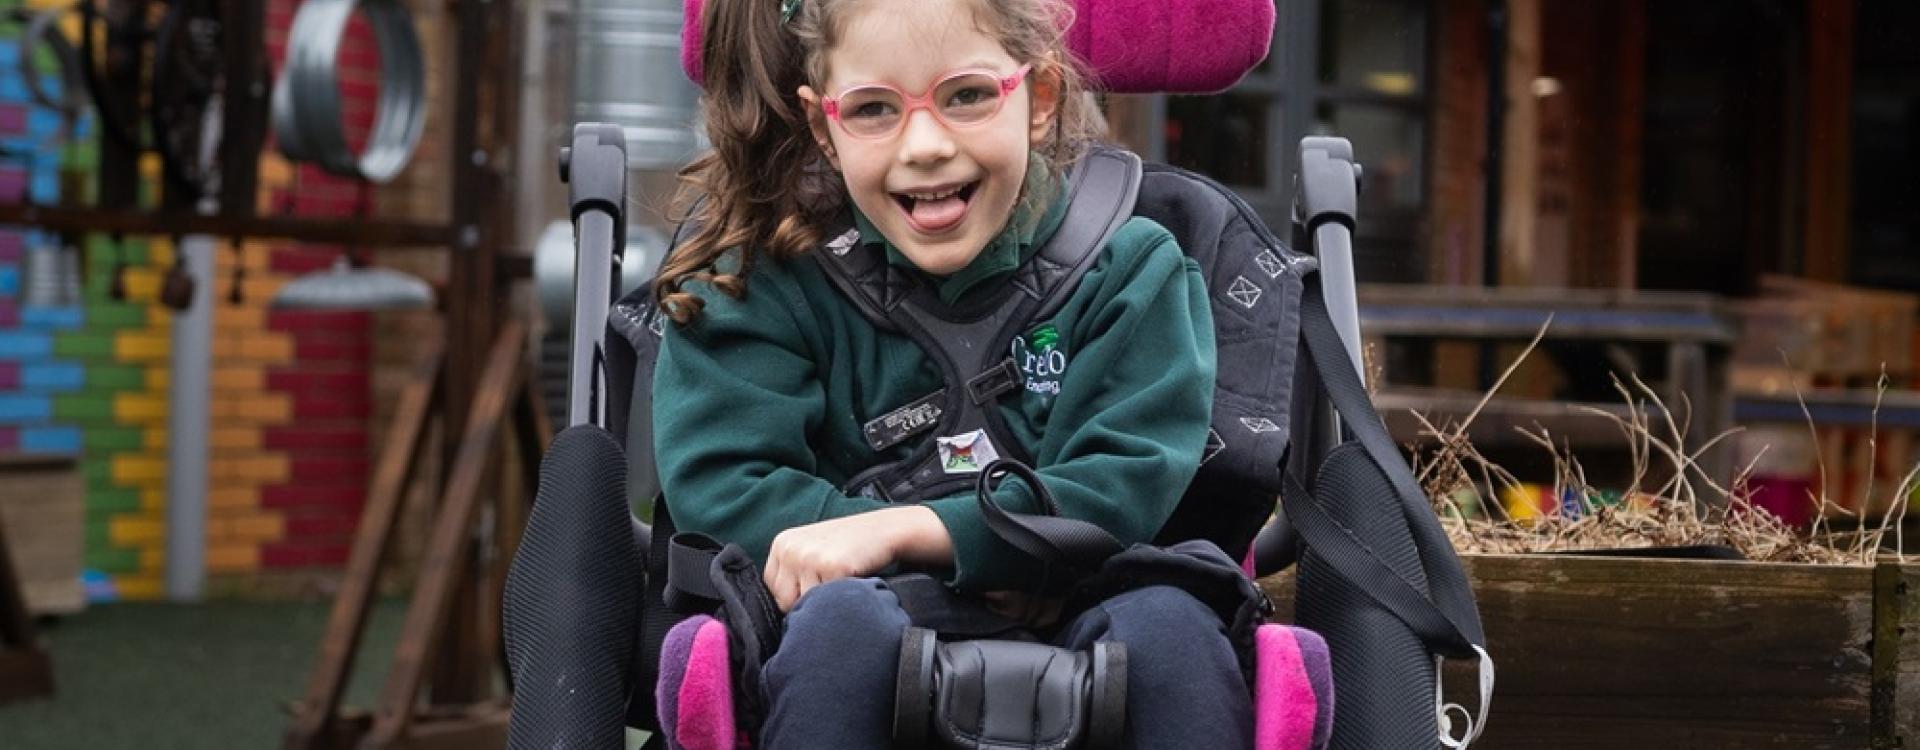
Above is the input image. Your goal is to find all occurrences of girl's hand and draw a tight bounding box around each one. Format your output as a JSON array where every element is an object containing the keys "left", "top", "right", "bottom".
[{"left": 763, "top": 505, "right": 953, "bottom": 612}]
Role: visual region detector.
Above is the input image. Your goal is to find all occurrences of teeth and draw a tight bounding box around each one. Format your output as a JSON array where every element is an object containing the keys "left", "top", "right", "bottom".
[{"left": 903, "top": 185, "right": 964, "bottom": 201}]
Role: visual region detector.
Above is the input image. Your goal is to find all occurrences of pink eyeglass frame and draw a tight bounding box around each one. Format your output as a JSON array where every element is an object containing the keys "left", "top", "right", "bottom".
[{"left": 820, "top": 63, "right": 1033, "bottom": 139}]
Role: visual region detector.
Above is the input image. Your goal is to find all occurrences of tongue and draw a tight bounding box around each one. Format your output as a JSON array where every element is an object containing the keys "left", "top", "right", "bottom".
[{"left": 909, "top": 194, "right": 967, "bottom": 231}]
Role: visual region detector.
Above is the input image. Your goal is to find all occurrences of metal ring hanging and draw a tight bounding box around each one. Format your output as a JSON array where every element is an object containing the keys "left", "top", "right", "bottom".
[{"left": 271, "top": 0, "right": 426, "bottom": 183}]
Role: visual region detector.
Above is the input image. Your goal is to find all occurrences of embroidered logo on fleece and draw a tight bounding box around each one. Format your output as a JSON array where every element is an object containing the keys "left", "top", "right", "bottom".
[
  {"left": 1010, "top": 322, "right": 1067, "bottom": 400},
  {"left": 938, "top": 429, "right": 1001, "bottom": 474}
]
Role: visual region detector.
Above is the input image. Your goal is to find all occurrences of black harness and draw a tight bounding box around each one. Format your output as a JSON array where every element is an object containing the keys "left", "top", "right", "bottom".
[{"left": 823, "top": 146, "right": 1143, "bottom": 502}]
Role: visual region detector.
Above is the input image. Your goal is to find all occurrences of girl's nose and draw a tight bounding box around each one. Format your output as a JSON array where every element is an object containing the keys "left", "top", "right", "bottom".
[{"left": 896, "top": 109, "right": 957, "bottom": 165}]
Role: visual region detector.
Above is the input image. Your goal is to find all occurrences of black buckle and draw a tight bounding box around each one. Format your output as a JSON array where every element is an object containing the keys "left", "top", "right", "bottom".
[{"left": 967, "top": 358, "right": 1022, "bottom": 404}]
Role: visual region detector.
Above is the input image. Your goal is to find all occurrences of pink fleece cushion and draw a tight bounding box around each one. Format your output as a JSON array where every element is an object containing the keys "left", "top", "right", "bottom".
[
  {"left": 1254, "top": 623, "right": 1335, "bottom": 750},
  {"left": 669, "top": 618, "right": 739, "bottom": 750},
  {"left": 680, "top": 0, "right": 1273, "bottom": 94}
]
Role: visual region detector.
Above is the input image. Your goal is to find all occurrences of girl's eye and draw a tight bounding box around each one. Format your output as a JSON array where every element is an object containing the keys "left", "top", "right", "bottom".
[
  {"left": 945, "top": 86, "right": 995, "bottom": 108},
  {"left": 847, "top": 100, "right": 897, "bottom": 120}
]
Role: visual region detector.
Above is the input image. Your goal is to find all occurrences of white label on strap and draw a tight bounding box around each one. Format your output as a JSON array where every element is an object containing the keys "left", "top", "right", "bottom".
[
  {"left": 937, "top": 429, "right": 1000, "bottom": 474},
  {"left": 1436, "top": 645, "right": 1496, "bottom": 750}
]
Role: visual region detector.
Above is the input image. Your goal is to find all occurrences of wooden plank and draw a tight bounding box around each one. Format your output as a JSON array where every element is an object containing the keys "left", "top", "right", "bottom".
[
  {"left": 1263, "top": 554, "right": 1885, "bottom": 748},
  {"left": 362, "top": 322, "right": 526, "bottom": 748},
  {"left": 1803, "top": 0, "right": 1854, "bottom": 283},
  {"left": 1496, "top": 0, "right": 1540, "bottom": 286},
  {"left": 283, "top": 347, "right": 443, "bottom": 750}
]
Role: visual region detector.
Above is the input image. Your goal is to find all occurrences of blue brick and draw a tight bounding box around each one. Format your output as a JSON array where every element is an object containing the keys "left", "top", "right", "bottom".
[
  {"left": 21, "top": 305, "right": 80, "bottom": 329},
  {"left": 0, "top": 393, "right": 51, "bottom": 423},
  {"left": 20, "top": 362, "right": 82, "bottom": 390},
  {"left": 28, "top": 169, "right": 55, "bottom": 203},
  {"left": 19, "top": 425, "right": 80, "bottom": 454},
  {"left": 0, "top": 331, "right": 50, "bottom": 359},
  {"left": 0, "top": 266, "right": 15, "bottom": 296}
]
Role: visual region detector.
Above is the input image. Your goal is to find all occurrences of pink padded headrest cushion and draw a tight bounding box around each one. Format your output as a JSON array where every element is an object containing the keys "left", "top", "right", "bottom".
[{"left": 680, "top": 0, "right": 1274, "bottom": 94}]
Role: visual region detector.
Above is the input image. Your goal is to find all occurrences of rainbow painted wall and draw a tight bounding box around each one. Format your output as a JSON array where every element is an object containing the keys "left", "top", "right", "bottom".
[{"left": 0, "top": 0, "right": 382, "bottom": 600}]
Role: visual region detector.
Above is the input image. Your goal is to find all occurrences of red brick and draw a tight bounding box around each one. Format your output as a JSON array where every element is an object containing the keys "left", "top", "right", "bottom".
[
  {"left": 284, "top": 514, "right": 361, "bottom": 538},
  {"left": 0, "top": 362, "right": 16, "bottom": 389},
  {"left": 290, "top": 456, "right": 370, "bottom": 483},
  {"left": 262, "top": 485, "right": 365, "bottom": 511},
  {"left": 293, "top": 338, "right": 372, "bottom": 364},
  {"left": 267, "top": 368, "right": 368, "bottom": 392},
  {"left": 266, "top": 310, "right": 372, "bottom": 334},
  {"left": 291, "top": 395, "right": 371, "bottom": 421},
  {"left": 261, "top": 539, "right": 351, "bottom": 568},
  {"left": 263, "top": 426, "right": 369, "bottom": 452}
]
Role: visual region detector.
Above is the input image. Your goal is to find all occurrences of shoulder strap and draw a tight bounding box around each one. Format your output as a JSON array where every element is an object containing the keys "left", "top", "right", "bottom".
[{"left": 1282, "top": 273, "right": 1486, "bottom": 655}]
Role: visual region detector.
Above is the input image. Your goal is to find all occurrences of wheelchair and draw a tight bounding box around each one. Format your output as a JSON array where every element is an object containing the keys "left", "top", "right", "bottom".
[{"left": 503, "top": 4, "right": 1488, "bottom": 748}]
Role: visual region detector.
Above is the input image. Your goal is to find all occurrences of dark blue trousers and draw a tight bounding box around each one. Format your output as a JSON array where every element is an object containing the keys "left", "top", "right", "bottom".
[{"left": 759, "top": 578, "right": 1253, "bottom": 749}]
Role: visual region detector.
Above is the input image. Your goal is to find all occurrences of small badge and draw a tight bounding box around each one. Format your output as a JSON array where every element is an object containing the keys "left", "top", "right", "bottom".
[
  {"left": 1010, "top": 322, "right": 1067, "bottom": 401},
  {"left": 826, "top": 228, "right": 861, "bottom": 256},
  {"left": 937, "top": 429, "right": 1001, "bottom": 474}
]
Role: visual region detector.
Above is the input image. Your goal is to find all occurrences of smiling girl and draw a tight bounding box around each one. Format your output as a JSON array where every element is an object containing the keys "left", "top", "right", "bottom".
[{"left": 651, "top": 0, "right": 1249, "bottom": 746}]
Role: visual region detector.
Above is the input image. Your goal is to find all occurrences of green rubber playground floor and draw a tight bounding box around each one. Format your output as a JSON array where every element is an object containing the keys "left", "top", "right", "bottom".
[{"left": 0, "top": 599, "right": 406, "bottom": 749}]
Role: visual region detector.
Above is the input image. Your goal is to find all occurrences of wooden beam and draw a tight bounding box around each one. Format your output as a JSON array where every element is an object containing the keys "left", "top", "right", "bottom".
[
  {"left": 1804, "top": 0, "right": 1854, "bottom": 282},
  {"left": 1497, "top": 0, "right": 1541, "bottom": 287},
  {"left": 362, "top": 322, "right": 526, "bottom": 748},
  {"left": 283, "top": 347, "right": 444, "bottom": 750}
]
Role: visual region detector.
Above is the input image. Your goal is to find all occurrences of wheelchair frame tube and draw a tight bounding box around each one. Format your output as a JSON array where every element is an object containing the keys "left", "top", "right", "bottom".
[{"left": 561, "top": 123, "right": 629, "bottom": 430}]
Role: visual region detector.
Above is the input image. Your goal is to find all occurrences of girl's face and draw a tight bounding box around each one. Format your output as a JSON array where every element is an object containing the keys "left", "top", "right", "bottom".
[{"left": 800, "top": 0, "right": 1059, "bottom": 276}]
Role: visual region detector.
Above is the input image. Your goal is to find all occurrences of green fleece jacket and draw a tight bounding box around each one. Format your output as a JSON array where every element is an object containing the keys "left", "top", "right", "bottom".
[{"left": 653, "top": 192, "right": 1216, "bottom": 593}]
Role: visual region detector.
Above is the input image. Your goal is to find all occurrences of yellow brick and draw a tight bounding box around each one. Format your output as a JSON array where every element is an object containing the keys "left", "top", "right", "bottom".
[
  {"left": 113, "top": 393, "right": 168, "bottom": 423},
  {"left": 110, "top": 455, "right": 166, "bottom": 485},
  {"left": 229, "top": 514, "right": 285, "bottom": 543},
  {"left": 143, "top": 368, "right": 170, "bottom": 391},
  {"left": 218, "top": 277, "right": 286, "bottom": 308},
  {"left": 208, "top": 487, "right": 260, "bottom": 510},
  {"left": 242, "top": 456, "right": 289, "bottom": 483},
  {"left": 239, "top": 335, "right": 294, "bottom": 365},
  {"left": 205, "top": 546, "right": 259, "bottom": 574},
  {"left": 149, "top": 243, "right": 175, "bottom": 268},
  {"left": 212, "top": 366, "right": 265, "bottom": 391},
  {"left": 109, "top": 516, "right": 165, "bottom": 546},
  {"left": 114, "top": 332, "right": 172, "bottom": 363},
  {"left": 110, "top": 575, "right": 165, "bottom": 600},
  {"left": 210, "top": 428, "right": 261, "bottom": 451},
  {"left": 139, "top": 489, "right": 166, "bottom": 512},
  {"left": 259, "top": 155, "right": 294, "bottom": 188},
  {"left": 120, "top": 267, "right": 160, "bottom": 302},
  {"left": 139, "top": 547, "right": 165, "bottom": 570},
  {"left": 214, "top": 306, "right": 267, "bottom": 331},
  {"left": 142, "top": 428, "right": 168, "bottom": 451},
  {"left": 140, "top": 153, "right": 162, "bottom": 179},
  {"left": 237, "top": 393, "right": 292, "bottom": 423}
]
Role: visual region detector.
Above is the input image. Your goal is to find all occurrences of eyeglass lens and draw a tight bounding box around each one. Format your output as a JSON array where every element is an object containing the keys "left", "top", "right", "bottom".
[{"left": 837, "top": 73, "right": 1007, "bottom": 137}]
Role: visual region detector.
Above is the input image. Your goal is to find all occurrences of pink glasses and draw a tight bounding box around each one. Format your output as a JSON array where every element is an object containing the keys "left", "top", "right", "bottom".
[{"left": 821, "top": 64, "right": 1033, "bottom": 140}]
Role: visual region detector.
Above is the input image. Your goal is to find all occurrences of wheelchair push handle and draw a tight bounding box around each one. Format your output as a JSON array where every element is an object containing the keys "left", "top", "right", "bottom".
[{"left": 560, "top": 123, "right": 629, "bottom": 430}]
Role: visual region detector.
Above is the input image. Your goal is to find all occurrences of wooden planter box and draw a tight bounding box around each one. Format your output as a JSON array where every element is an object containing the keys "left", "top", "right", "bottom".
[{"left": 1264, "top": 554, "right": 1920, "bottom": 748}]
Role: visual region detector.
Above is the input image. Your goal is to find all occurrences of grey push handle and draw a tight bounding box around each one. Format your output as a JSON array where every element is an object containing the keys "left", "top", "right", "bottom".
[{"left": 559, "top": 123, "right": 629, "bottom": 430}]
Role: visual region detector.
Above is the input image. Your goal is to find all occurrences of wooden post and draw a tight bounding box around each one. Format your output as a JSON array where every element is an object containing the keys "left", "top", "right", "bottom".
[
  {"left": 0, "top": 497, "right": 53, "bottom": 705},
  {"left": 1496, "top": 0, "right": 1540, "bottom": 287},
  {"left": 1804, "top": 0, "right": 1854, "bottom": 283}
]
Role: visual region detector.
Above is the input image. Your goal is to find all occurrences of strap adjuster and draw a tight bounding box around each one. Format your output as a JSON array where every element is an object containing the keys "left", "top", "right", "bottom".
[{"left": 967, "top": 358, "right": 1023, "bottom": 404}]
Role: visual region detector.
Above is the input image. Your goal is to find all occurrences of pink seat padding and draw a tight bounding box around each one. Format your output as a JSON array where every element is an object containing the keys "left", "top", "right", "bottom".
[
  {"left": 679, "top": 0, "right": 1274, "bottom": 94},
  {"left": 1253, "top": 623, "right": 1335, "bottom": 750},
  {"left": 657, "top": 615, "right": 741, "bottom": 750}
]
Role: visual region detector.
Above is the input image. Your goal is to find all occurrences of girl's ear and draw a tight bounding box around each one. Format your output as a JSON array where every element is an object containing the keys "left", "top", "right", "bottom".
[
  {"left": 1027, "top": 63, "right": 1062, "bottom": 145},
  {"left": 797, "top": 86, "right": 841, "bottom": 170}
]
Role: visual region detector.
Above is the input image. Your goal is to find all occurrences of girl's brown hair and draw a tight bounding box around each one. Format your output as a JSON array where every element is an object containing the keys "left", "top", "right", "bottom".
[{"left": 654, "top": 0, "right": 1103, "bottom": 324}]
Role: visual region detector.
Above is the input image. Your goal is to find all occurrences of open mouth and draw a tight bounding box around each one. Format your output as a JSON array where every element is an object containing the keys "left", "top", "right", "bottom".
[{"left": 892, "top": 180, "right": 981, "bottom": 233}]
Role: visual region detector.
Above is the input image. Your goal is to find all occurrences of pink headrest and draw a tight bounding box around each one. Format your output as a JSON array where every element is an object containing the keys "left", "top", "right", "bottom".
[{"left": 679, "top": 0, "right": 1274, "bottom": 94}]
